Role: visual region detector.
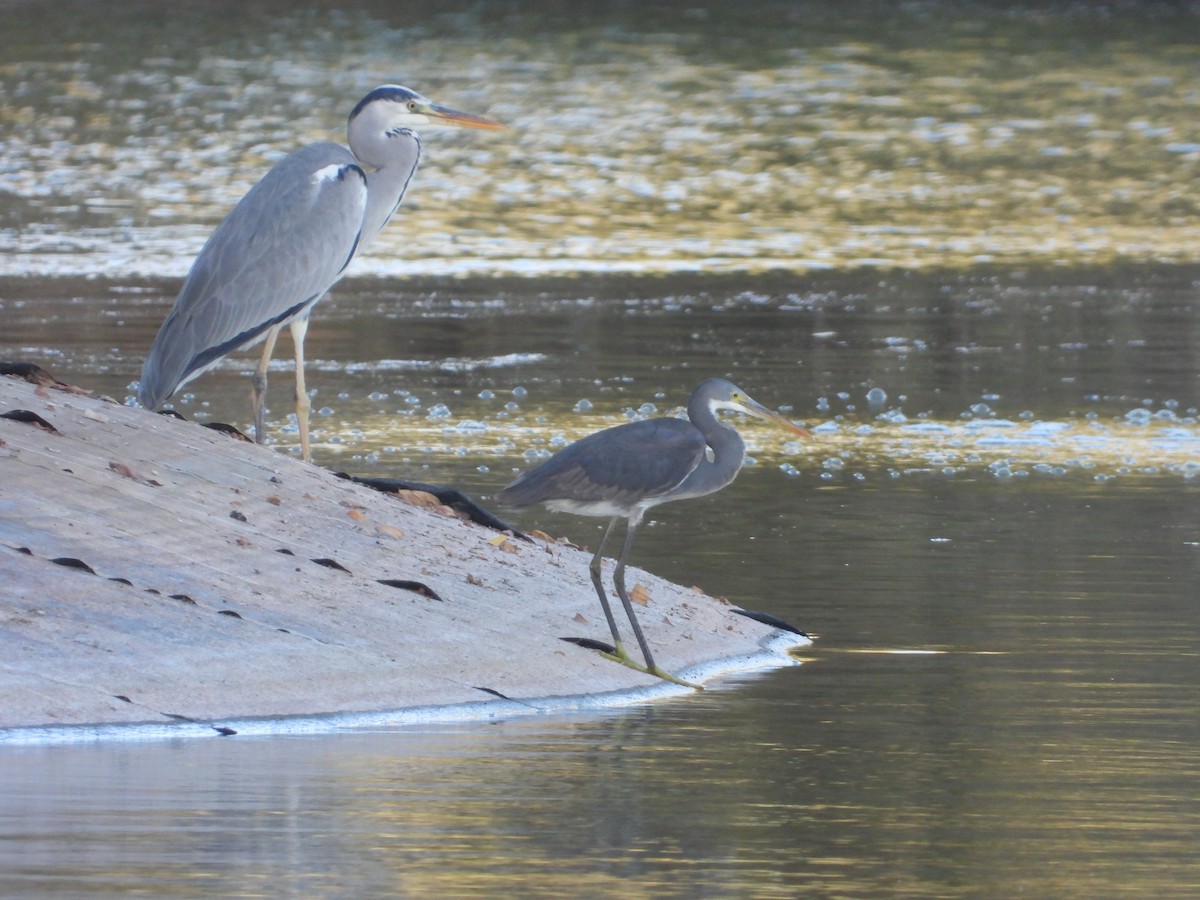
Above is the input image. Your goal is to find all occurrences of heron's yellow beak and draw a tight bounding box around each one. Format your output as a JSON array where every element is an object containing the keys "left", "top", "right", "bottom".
[
  {"left": 743, "top": 400, "right": 813, "bottom": 438},
  {"left": 424, "top": 102, "right": 505, "bottom": 130}
]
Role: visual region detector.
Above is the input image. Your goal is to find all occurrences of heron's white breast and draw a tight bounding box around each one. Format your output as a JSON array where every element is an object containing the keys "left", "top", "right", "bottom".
[{"left": 545, "top": 497, "right": 663, "bottom": 519}]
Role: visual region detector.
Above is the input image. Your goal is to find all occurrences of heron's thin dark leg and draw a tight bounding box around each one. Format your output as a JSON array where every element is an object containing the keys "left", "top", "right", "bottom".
[
  {"left": 612, "top": 519, "right": 700, "bottom": 689},
  {"left": 588, "top": 517, "right": 628, "bottom": 659},
  {"left": 289, "top": 317, "right": 311, "bottom": 462},
  {"left": 251, "top": 325, "right": 281, "bottom": 446},
  {"left": 610, "top": 519, "right": 657, "bottom": 671}
]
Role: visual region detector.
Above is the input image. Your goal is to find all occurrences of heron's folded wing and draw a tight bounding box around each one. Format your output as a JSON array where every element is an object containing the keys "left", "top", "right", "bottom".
[
  {"left": 139, "top": 142, "right": 367, "bottom": 406},
  {"left": 500, "top": 418, "right": 705, "bottom": 508}
]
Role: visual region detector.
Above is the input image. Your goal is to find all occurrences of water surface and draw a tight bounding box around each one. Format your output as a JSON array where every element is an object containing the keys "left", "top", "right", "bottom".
[{"left": 3, "top": 1, "right": 1200, "bottom": 277}]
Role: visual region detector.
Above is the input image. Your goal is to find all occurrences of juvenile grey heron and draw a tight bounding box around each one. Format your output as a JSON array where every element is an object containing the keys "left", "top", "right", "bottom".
[
  {"left": 138, "top": 85, "right": 502, "bottom": 460},
  {"left": 497, "top": 378, "right": 811, "bottom": 685}
]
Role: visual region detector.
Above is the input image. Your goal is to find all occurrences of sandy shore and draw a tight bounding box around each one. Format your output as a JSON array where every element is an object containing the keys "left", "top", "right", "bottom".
[{"left": 0, "top": 373, "right": 807, "bottom": 742}]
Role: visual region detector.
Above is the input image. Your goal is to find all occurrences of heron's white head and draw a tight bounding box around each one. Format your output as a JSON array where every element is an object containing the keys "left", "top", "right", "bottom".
[
  {"left": 346, "top": 84, "right": 502, "bottom": 171},
  {"left": 696, "top": 378, "right": 812, "bottom": 438},
  {"left": 348, "top": 84, "right": 503, "bottom": 136}
]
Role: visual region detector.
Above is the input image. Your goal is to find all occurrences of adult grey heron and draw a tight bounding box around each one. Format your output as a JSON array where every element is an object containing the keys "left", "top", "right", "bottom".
[
  {"left": 138, "top": 85, "right": 502, "bottom": 460},
  {"left": 497, "top": 378, "right": 810, "bottom": 685}
]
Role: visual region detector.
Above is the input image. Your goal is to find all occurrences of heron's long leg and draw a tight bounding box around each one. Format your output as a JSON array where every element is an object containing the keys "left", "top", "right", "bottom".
[
  {"left": 610, "top": 518, "right": 657, "bottom": 672},
  {"left": 612, "top": 519, "right": 700, "bottom": 689},
  {"left": 251, "top": 325, "right": 282, "bottom": 445},
  {"left": 588, "top": 517, "right": 628, "bottom": 659},
  {"left": 289, "top": 317, "right": 311, "bottom": 462}
]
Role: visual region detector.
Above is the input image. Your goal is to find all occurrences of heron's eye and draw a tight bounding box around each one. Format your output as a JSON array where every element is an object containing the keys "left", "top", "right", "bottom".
[{"left": 407, "top": 100, "right": 419, "bottom": 112}]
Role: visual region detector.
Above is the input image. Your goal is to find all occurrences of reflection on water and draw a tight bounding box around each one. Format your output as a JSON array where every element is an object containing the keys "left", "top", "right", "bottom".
[
  {"left": 4, "top": 267, "right": 1196, "bottom": 484},
  {"left": 2, "top": 1, "right": 1200, "bottom": 896},
  {"left": 2, "top": 1, "right": 1200, "bottom": 277}
]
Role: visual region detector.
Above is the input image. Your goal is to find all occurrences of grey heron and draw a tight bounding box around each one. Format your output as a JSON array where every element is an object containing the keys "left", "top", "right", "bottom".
[
  {"left": 138, "top": 85, "right": 502, "bottom": 460},
  {"left": 497, "top": 378, "right": 811, "bottom": 685}
]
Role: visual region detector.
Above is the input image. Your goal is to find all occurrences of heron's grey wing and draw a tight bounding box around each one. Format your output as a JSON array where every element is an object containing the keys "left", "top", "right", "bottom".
[
  {"left": 138, "top": 142, "right": 367, "bottom": 408},
  {"left": 498, "top": 418, "right": 705, "bottom": 509}
]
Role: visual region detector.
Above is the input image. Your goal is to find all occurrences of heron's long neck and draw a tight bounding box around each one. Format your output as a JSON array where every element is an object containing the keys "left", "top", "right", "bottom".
[
  {"left": 677, "top": 400, "right": 747, "bottom": 499},
  {"left": 359, "top": 134, "right": 421, "bottom": 248}
]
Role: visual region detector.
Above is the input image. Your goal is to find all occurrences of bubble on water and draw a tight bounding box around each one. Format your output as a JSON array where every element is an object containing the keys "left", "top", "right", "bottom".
[
  {"left": 476, "top": 464, "right": 490, "bottom": 473},
  {"left": 368, "top": 391, "right": 388, "bottom": 401},
  {"left": 816, "top": 397, "right": 830, "bottom": 412},
  {"left": 504, "top": 401, "right": 520, "bottom": 412},
  {"left": 866, "top": 386, "right": 887, "bottom": 411},
  {"left": 426, "top": 403, "right": 452, "bottom": 420},
  {"left": 638, "top": 403, "right": 657, "bottom": 416},
  {"left": 779, "top": 463, "right": 801, "bottom": 477},
  {"left": 573, "top": 398, "right": 593, "bottom": 413},
  {"left": 512, "top": 386, "right": 528, "bottom": 399},
  {"left": 967, "top": 402, "right": 992, "bottom": 418},
  {"left": 478, "top": 389, "right": 495, "bottom": 400},
  {"left": 523, "top": 448, "right": 551, "bottom": 462},
  {"left": 1124, "top": 407, "right": 1152, "bottom": 425}
]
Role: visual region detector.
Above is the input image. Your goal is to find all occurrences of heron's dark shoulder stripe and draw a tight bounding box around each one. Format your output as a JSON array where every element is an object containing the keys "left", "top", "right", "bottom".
[
  {"left": 184, "top": 292, "right": 325, "bottom": 380},
  {"left": 349, "top": 85, "right": 418, "bottom": 120},
  {"left": 311, "top": 162, "right": 365, "bottom": 185}
]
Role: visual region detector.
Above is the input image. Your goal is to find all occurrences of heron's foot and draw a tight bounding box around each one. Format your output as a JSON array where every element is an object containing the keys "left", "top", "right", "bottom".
[
  {"left": 598, "top": 647, "right": 702, "bottom": 690},
  {"left": 647, "top": 665, "right": 703, "bottom": 691}
]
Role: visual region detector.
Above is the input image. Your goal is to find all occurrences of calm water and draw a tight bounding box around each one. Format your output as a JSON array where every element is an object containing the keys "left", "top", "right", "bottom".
[{"left": 3, "top": 1, "right": 1200, "bottom": 896}]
